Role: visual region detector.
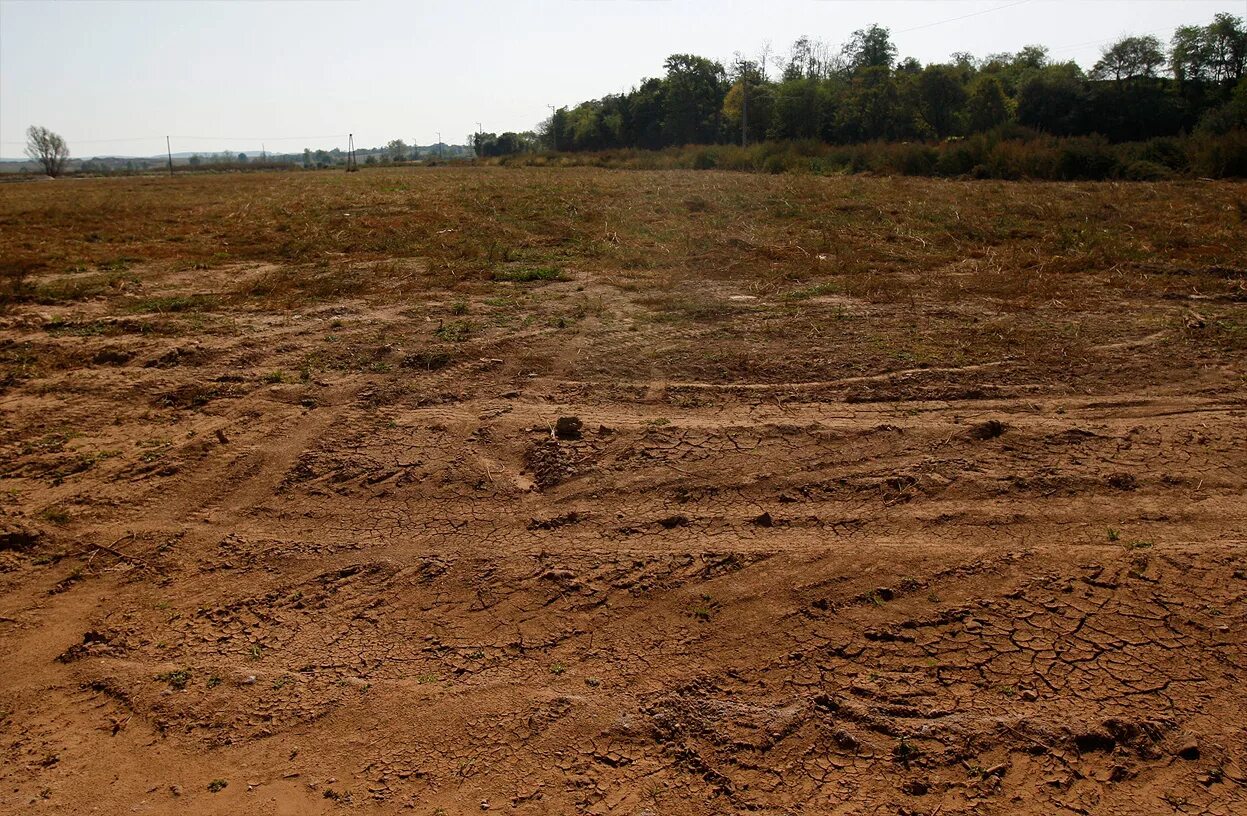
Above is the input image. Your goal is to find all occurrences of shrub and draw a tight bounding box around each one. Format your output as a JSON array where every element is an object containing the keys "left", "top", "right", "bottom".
[
  {"left": 1122, "top": 160, "right": 1173, "bottom": 181},
  {"left": 691, "top": 150, "right": 717, "bottom": 170},
  {"left": 1189, "top": 129, "right": 1247, "bottom": 179},
  {"left": 1056, "top": 136, "right": 1120, "bottom": 180}
]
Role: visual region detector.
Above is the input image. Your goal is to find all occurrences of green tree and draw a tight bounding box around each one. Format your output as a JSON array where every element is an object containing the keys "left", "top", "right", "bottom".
[
  {"left": 915, "top": 65, "right": 968, "bottom": 138},
  {"left": 837, "top": 66, "right": 902, "bottom": 141},
  {"left": 723, "top": 59, "right": 773, "bottom": 144},
  {"left": 661, "top": 54, "right": 727, "bottom": 145},
  {"left": 1172, "top": 24, "right": 1211, "bottom": 84},
  {"left": 1093, "top": 35, "right": 1166, "bottom": 81},
  {"left": 1017, "top": 64, "right": 1086, "bottom": 135},
  {"left": 1206, "top": 13, "right": 1246, "bottom": 84},
  {"left": 967, "top": 75, "right": 1010, "bottom": 132},
  {"left": 842, "top": 25, "right": 897, "bottom": 73}
]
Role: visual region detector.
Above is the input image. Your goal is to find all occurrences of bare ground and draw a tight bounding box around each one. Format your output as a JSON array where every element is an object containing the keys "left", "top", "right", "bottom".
[{"left": 1, "top": 169, "right": 1246, "bottom": 815}]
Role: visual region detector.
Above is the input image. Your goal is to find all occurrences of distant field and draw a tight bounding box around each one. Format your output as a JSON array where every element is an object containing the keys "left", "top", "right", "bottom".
[{"left": 2, "top": 167, "right": 1245, "bottom": 815}]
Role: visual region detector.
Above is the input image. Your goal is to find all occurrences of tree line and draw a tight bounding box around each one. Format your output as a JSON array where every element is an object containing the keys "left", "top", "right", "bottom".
[{"left": 473, "top": 14, "right": 1245, "bottom": 157}]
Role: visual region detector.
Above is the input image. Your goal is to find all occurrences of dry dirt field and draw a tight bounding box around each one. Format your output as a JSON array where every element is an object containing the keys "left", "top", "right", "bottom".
[{"left": 1, "top": 167, "right": 1245, "bottom": 815}]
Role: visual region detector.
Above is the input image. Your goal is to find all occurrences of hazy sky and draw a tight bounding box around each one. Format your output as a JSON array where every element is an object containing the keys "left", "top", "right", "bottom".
[{"left": 1, "top": 0, "right": 1242, "bottom": 157}]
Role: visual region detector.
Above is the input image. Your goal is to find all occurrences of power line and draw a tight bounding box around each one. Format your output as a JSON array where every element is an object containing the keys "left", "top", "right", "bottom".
[
  {"left": 1047, "top": 28, "right": 1172, "bottom": 54},
  {"left": 1, "top": 133, "right": 349, "bottom": 146},
  {"left": 896, "top": 0, "right": 1032, "bottom": 34}
]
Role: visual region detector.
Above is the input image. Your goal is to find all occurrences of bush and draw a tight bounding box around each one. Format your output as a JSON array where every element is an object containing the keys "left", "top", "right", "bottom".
[
  {"left": 485, "top": 130, "right": 1247, "bottom": 180},
  {"left": 1189, "top": 129, "right": 1247, "bottom": 178},
  {"left": 1056, "top": 136, "right": 1120, "bottom": 180},
  {"left": 1136, "top": 137, "right": 1188, "bottom": 171},
  {"left": 1122, "top": 160, "right": 1174, "bottom": 181},
  {"left": 763, "top": 154, "right": 790, "bottom": 174}
]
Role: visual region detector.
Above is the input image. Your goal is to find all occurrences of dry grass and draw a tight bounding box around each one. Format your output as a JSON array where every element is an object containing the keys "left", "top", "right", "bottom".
[{"left": 1, "top": 168, "right": 1244, "bottom": 391}]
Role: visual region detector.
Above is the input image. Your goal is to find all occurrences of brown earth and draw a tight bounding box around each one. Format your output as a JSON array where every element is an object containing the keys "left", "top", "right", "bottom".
[{"left": 1, "top": 168, "right": 1245, "bottom": 815}]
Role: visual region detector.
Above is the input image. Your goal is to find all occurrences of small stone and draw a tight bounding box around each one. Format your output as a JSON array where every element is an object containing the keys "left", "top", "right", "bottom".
[
  {"left": 752, "top": 511, "right": 773, "bottom": 528},
  {"left": 480, "top": 799, "right": 490, "bottom": 810},
  {"left": 1176, "top": 734, "right": 1200, "bottom": 760},
  {"left": 1020, "top": 689, "right": 1039, "bottom": 702}
]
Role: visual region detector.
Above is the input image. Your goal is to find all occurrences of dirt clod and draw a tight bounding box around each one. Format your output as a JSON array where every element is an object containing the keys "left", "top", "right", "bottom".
[
  {"left": 554, "top": 416, "right": 583, "bottom": 440},
  {"left": 1176, "top": 734, "right": 1201, "bottom": 760},
  {"left": 967, "top": 419, "right": 1006, "bottom": 440},
  {"left": 1107, "top": 472, "right": 1138, "bottom": 491},
  {"left": 0, "top": 523, "right": 42, "bottom": 552}
]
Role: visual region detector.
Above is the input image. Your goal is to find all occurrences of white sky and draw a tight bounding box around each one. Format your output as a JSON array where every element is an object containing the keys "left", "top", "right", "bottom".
[{"left": 1, "top": 0, "right": 1243, "bottom": 157}]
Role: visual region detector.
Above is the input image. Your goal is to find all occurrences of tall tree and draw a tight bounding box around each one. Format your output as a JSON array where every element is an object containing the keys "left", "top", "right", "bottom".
[
  {"left": 967, "top": 75, "right": 1011, "bottom": 132},
  {"left": 1206, "top": 13, "right": 1247, "bottom": 84},
  {"left": 386, "top": 139, "right": 408, "bottom": 161},
  {"left": 661, "top": 54, "right": 727, "bottom": 145},
  {"left": 1017, "top": 64, "right": 1086, "bottom": 135},
  {"left": 915, "top": 64, "right": 968, "bottom": 137},
  {"left": 842, "top": 25, "right": 897, "bottom": 73},
  {"left": 1172, "top": 24, "right": 1212, "bottom": 84},
  {"left": 24, "top": 126, "right": 69, "bottom": 177},
  {"left": 1093, "top": 35, "right": 1166, "bottom": 81}
]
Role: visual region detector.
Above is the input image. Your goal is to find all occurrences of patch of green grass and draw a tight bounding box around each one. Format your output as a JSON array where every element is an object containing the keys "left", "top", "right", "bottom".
[
  {"left": 156, "top": 668, "right": 192, "bottom": 690},
  {"left": 449, "top": 300, "right": 469, "bottom": 315},
  {"left": 125, "top": 293, "right": 219, "bottom": 314},
  {"left": 20, "top": 431, "right": 75, "bottom": 456},
  {"left": 207, "top": 779, "right": 227, "bottom": 793},
  {"left": 29, "top": 271, "right": 139, "bottom": 304},
  {"left": 43, "top": 319, "right": 109, "bottom": 336},
  {"left": 262, "top": 370, "right": 287, "bottom": 384},
  {"left": 491, "top": 266, "right": 564, "bottom": 283},
  {"left": 40, "top": 506, "right": 71, "bottom": 525},
  {"left": 401, "top": 350, "right": 453, "bottom": 370},
  {"left": 689, "top": 593, "right": 717, "bottom": 621},
  {"left": 434, "top": 320, "right": 475, "bottom": 342},
  {"left": 784, "top": 282, "right": 843, "bottom": 300}
]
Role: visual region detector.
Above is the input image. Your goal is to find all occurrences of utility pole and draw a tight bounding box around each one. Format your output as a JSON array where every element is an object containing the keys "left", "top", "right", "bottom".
[
  {"left": 742, "top": 67, "right": 749, "bottom": 148},
  {"left": 547, "top": 105, "right": 557, "bottom": 151},
  {"left": 166, "top": 136, "right": 174, "bottom": 176},
  {"left": 475, "top": 121, "right": 482, "bottom": 158}
]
